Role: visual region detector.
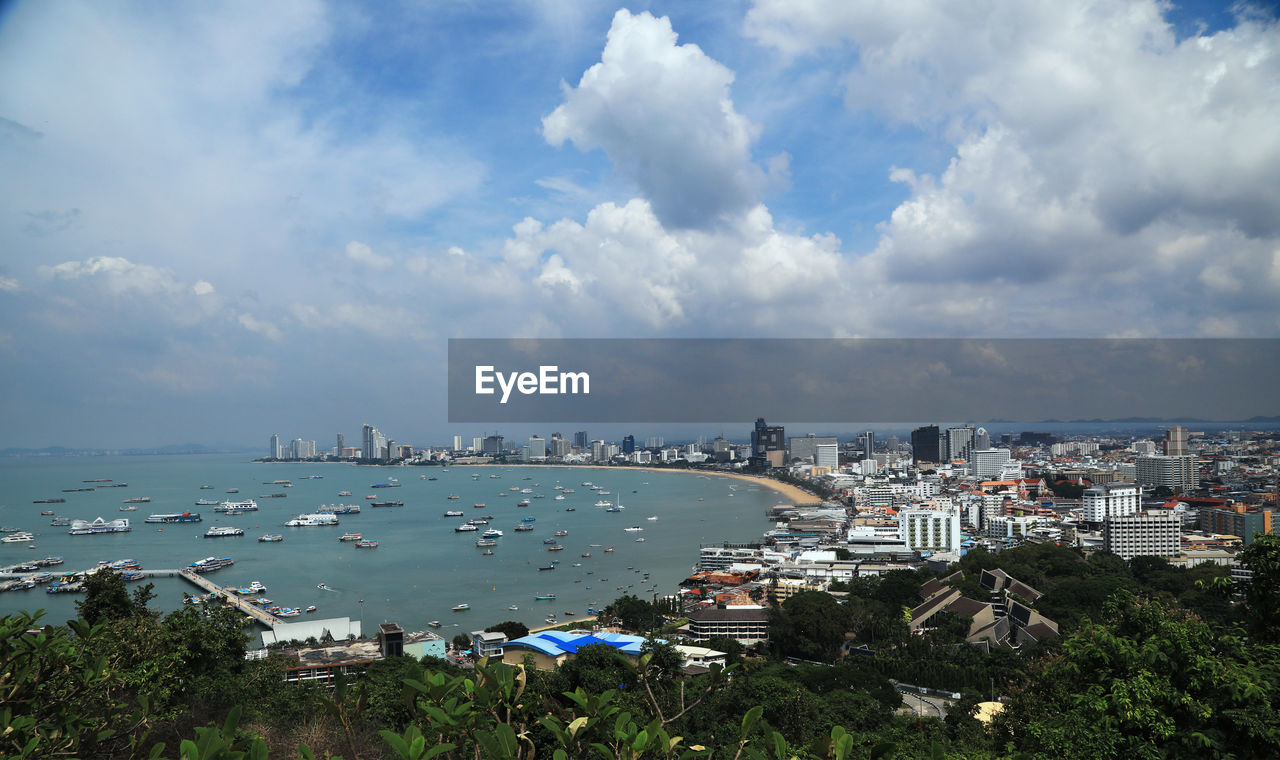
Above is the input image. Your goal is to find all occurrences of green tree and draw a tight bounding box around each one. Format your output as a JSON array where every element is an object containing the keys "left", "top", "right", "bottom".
[
  {"left": 1238, "top": 533, "right": 1280, "bottom": 643},
  {"left": 485, "top": 620, "right": 530, "bottom": 641},
  {"left": 75, "top": 569, "right": 153, "bottom": 625},
  {"left": 769, "top": 591, "right": 851, "bottom": 662},
  {"left": 996, "top": 589, "right": 1280, "bottom": 759}
]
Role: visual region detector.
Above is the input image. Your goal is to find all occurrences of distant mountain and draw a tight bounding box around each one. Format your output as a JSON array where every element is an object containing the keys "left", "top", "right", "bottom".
[{"left": 0, "top": 443, "right": 257, "bottom": 457}]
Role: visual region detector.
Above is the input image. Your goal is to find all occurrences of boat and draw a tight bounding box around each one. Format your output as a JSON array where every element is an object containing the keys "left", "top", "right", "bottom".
[
  {"left": 189, "top": 557, "right": 233, "bottom": 573},
  {"left": 306, "top": 605, "right": 317, "bottom": 613},
  {"left": 428, "top": 620, "right": 442, "bottom": 628},
  {"left": 338, "top": 533, "right": 363, "bottom": 542},
  {"left": 513, "top": 524, "right": 534, "bottom": 531},
  {"left": 215, "top": 499, "right": 259, "bottom": 512},
  {"left": 521, "top": 516, "right": 536, "bottom": 523},
  {"left": 581, "top": 552, "right": 592, "bottom": 558},
  {"left": 371, "top": 483, "right": 400, "bottom": 489},
  {"left": 39, "top": 556, "right": 64, "bottom": 566},
  {"left": 203, "top": 526, "right": 244, "bottom": 538},
  {"left": 508, "top": 604, "right": 519, "bottom": 611},
  {"left": 443, "top": 510, "right": 464, "bottom": 517},
  {"left": 200, "top": 485, "right": 214, "bottom": 489},
  {"left": 604, "top": 546, "right": 615, "bottom": 553},
  {"left": 595, "top": 500, "right": 613, "bottom": 507},
  {"left": 565, "top": 507, "right": 576, "bottom": 512},
  {"left": 476, "top": 539, "right": 497, "bottom": 547},
  {"left": 517, "top": 499, "right": 530, "bottom": 507},
  {"left": 468, "top": 518, "right": 489, "bottom": 525},
  {"left": 62, "top": 487, "right": 94, "bottom": 492},
  {"left": 338, "top": 491, "right": 352, "bottom": 497},
  {"left": 452, "top": 603, "right": 470, "bottom": 612},
  {"left": 543, "top": 538, "right": 557, "bottom": 545},
  {"left": 195, "top": 499, "right": 219, "bottom": 506},
  {"left": 473, "top": 503, "right": 486, "bottom": 509},
  {"left": 534, "top": 593, "right": 556, "bottom": 600},
  {"left": 258, "top": 533, "right": 283, "bottom": 542},
  {"left": 1, "top": 532, "right": 36, "bottom": 543},
  {"left": 370, "top": 500, "right": 403, "bottom": 507},
  {"left": 447, "top": 494, "right": 460, "bottom": 500},
  {"left": 547, "top": 545, "right": 564, "bottom": 551},
  {"left": 317, "top": 583, "right": 331, "bottom": 590},
  {"left": 553, "top": 529, "right": 568, "bottom": 537},
  {"left": 68, "top": 517, "right": 131, "bottom": 535},
  {"left": 365, "top": 495, "right": 376, "bottom": 500},
  {"left": 563, "top": 489, "right": 575, "bottom": 494},
  {"left": 481, "top": 548, "right": 494, "bottom": 555},
  {"left": 119, "top": 506, "right": 137, "bottom": 512},
  {"left": 563, "top": 611, "right": 575, "bottom": 616},
  {"left": 454, "top": 524, "right": 478, "bottom": 532},
  {"left": 355, "top": 539, "right": 379, "bottom": 548},
  {"left": 544, "top": 616, "right": 558, "bottom": 624},
  {"left": 538, "top": 564, "right": 556, "bottom": 571},
  {"left": 39, "top": 510, "right": 54, "bottom": 516},
  {"left": 647, "top": 516, "right": 659, "bottom": 521},
  {"left": 226, "top": 488, "right": 239, "bottom": 493},
  {"left": 144, "top": 512, "right": 202, "bottom": 523},
  {"left": 555, "top": 495, "right": 565, "bottom": 500},
  {"left": 262, "top": 493, "right": 288, "bottom": 499},
  {"left": 481, "top": 528, "right": 503, "bottom": 538},
  {"left": 284, "top": 513, "right": 340, "bottom": 527},
  {"left": 316, "top": 504, "right": 361, "bottom": 514},
  {"left": 33, "top": 498, "right": 65, "bottom": 504},
  {"left": 624, "top": 526, "right": 644, "bottom": 532},
  {"left": 635, "top": 537, "right": 646, "bottom": 542},
  {"left": 277, "top": 608, "right": 301, "bottom": 618},
  {"left": 122, "top": 497, "right": 151, "bottom": 504}
]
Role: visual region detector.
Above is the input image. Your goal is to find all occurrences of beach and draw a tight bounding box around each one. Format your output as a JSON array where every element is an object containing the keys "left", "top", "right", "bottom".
[{"left": 457, "top": 463, "right": 822, "bottom": 505}]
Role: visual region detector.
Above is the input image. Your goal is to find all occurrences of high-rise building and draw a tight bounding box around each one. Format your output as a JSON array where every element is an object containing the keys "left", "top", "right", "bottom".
[
  {"left": 453, "top": 435, "right": 463, "bottom": 451},
  {"left": 971, "top": 449, "right": 1012, "bottom": 480},
  {"left": 899, "top": 508, "right": 962, "bottom": 553},
  {"left": 336, "top": 433, "right": 345, "bottom": 457},
  {"left": 1164, "top": 426, "right": 1188, "bottom": 456},
  {"left": 789, "top": 434, "right": 837, "bottom": 464},
  {"left": 644, "top": 436, "right": 665, "bottom": 449},
  {"left": 1103, "top": 510, "right": 1179, "bottom": 559},
  {"left": 974, "top": 427, "right": 990, "bottom": 452},
  {"left": 1200, "top": 506, "right": 1275, "bottom": 545},
  {"left": 622, "top": 435, "right": 635, "bottom": 454},
  {"left": 945, "top": 425, "right": 976, "bottom": 462},
  {"left": 591, "top": 440, "right": 606, "bottom": 461},
  {"left": 860, "top": 431, "right": 876, "bottom": 460},
  {"left": 482, "top": 435, "right": 504, "bottom": 456},
  {"left": 815, "top": 443, "right": 838, "bottom": 470},
  {"left": 550, "top": 435, "right": 571, "bottom": 458},
  {"left": 472, "top": 437, "right": 483, "bottom": 451},
  {"left": 1136, "top": 455, "right": 1196, "bottom": 492},
  {"left": 1083, "top": 482, "right": 1141, "bottom": 522},
  {"left": 529, "top": 435, "right": 546, "bottom": 459},
  {"left": 573, "top": 431, "right": 589, "bottom": 450},
  {"left": 910, "top": 425, "right": 942, "bottom": 464},
  {"left": 269, "top": 434, "right": 281, "bottom": 459}
]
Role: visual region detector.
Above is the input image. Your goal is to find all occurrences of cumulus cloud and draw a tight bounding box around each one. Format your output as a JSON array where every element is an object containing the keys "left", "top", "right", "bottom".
[
  {"left": 543, "top": 9, "right": 766, "bottom": 229},
  {"left": 747, "top": 0, "right": 1280, "bottom": 334},
  {"left": 0, "top": 276, "right": 18, "bottom": 292},
  {"left": 237, "top": 312, "right": 283, "bottom": 341},
  {"left": 345, "top": 240, "right": 392, "bottom": 270},
  {"left": 44, "top": 256, "right": 186, "bottom": 296}
]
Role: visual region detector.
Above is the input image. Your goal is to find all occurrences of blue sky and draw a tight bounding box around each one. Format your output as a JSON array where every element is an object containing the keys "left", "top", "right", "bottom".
[{"left": 1, "top": 0, "right": 1277, "bottom": 448}]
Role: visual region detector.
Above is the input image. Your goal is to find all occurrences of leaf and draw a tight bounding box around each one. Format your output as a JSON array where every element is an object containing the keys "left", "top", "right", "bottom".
[
  {"left": 741, "top": 705, "right": 764, "bottom": 737},
  {"left": 568, "top": 716, "right": 589, "bottom": 738}
]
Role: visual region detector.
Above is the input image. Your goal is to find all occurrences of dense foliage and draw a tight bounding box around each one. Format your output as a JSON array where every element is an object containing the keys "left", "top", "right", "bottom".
[{"left": 3, "top": 538, "right": 1279, "bottom": 759}]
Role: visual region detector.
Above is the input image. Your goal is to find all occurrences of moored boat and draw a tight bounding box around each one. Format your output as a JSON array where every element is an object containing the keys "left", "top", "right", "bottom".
[{"left": 258, "top": 533, "right": 283, "bottom": 542}]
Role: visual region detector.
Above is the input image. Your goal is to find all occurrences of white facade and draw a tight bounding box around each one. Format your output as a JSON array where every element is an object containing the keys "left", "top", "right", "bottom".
[
  {"left": 971, "top": 449, "right": 1012, "bottom": 480},
  {"left": 1136, "top": 455, "right": 1196, "bottom": 492},
  {"left": 1103, "top": 510, "right": 1179, "bottom": 559},
  {"left": 815, "top": 444, "right": 838, "bottom": 470},
  {"left": 898, "top": 508, "right": 962, "bottom": 553},
  {"left": 1083, "top": 482, "right": 1141, "bottom": 522},
  {"left": 986, "top": 515, "right": 1040, "bottom": 539}
]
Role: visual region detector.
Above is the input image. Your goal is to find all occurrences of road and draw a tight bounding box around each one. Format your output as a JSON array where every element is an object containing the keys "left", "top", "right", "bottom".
[{"left": 896, "top": 690, "right": 948, "bottom": 719}]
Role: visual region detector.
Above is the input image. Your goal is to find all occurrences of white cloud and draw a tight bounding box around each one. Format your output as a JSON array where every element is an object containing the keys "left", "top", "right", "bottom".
[
  {"left": 192, "top": 280, "right": 215, "bottom": 295},
  {"left": 746, "top": 0, "right": 1280, "bottom": 334},
  {"left": 44, "top": 256, "right": 186, "bottom": 295},
  {"left": 543, "top": 9, "right": 765, "bottom": 228},
  {"left": 345, "top": 240, "right": 392, "bottom": 270},
  {"left": 0, "top": 276, "right": 18, "bottom": 292},
  {"left": 237, "top": 312, "right": 283, "bottom": 341}
]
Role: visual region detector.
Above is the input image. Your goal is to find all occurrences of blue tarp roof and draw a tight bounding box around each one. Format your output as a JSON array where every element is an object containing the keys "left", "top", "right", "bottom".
[{"left": 547, "top": 634, "right": 625, "bottom": 654}]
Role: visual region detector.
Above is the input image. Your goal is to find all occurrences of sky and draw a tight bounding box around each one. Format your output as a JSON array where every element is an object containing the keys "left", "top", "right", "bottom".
[{"left": 1, "top": 0, "right": 1278, "bottom": 449}]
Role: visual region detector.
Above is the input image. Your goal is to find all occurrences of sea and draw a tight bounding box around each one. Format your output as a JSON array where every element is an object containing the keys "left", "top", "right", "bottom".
[{"left": 0, "top": 455, "right": 782, "bottom": 639}]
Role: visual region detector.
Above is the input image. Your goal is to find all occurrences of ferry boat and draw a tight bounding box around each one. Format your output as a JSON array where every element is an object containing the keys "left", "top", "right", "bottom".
[
  {"left": 285, "top": 513, "right": 339, "bottom": 527},
  {"left": 204, "top": 526, "right": 244, "bottom": 538},
  {"left": 258, "top": 533, "right": 283, "bottom": 542},
  {"left": 338, "top": 533, "right": 363, "bottom": 542},
  {"left": 145, "top": 512, "right": 202, "bottom": 523},
  {"left": 1, "top": 532, "right": 35, "bottom": 543},
  {"left": 338, "top": 491, "right": 353, "bottom": 497},
  {"left": 481, "top": 528, "right": 503, "bottom": 538},
  {"left": 534, "top": 593, "right": 556, "bottom": 600},
  {"left": 513, "top": 524, "right": 534, "bottom": 531},
  {"left": 452, "top": 603, "right": 470, "bottom": 612},
  {"left": 370, "top": 500, "right": 403, "bottom": 507},
  {"left": 122, "top": 497, "right": 151, "bottom": 504},
  {"left": 443, "top": 510, "right": 464, "bottom": 517},
  {"left": 553, "top": 529, "right": 568, "bottom": 536},
  {"left": 216, "top": 499, "right": 258, "bottom": 512},
  {"left": 454, "top": 524, "right": 478, "bottom": 532},
  {"left": 355, "top": 539, "right": 379, "bottom": 548},
  {"left": 476, "top": 539, "right": 497, "bottom": 547},
  {"left": 68, "top": 517, "right": 131, "bottom": 535},
  {"left": 521, "top": 516, "right": 536, "bottom": 523},
  {"left": 189, "top": 556, "right": 233, "bottom": 573},
  {"left": 33, "top": 498, "right": 65, "bottom": 504},
  {"left": 317, "top": 504, "right": 361, "bottom": 514},
  {"left": 195, "top": 499, "right": 219, "bottom": 506},
  {"left": 517, "top": 499, "right": 531, "bottom": 507}
]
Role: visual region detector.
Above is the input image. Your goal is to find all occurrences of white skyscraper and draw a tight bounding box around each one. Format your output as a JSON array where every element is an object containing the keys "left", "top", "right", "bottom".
[
  {"left": 529, "top": 435, "right": 546, "bottom": 459},
  {"left": 1083, "top": 482, "right": 1141, "bottom": 522},
  {"left": 971, "top": 449, "right": 1012, "bottom": 480},
  {"left": 269, "top": 433, "right": 281, "bottom": 459},
  {"left": 898, "top": 508, "right": 962, "bottom": 553},
  {"left": 815, "top": 443, "right": 838, "bottom": 469}
]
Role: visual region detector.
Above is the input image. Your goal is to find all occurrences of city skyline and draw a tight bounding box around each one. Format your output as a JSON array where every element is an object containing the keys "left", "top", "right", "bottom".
[{"left": 2, "top": 1, "right": 1278, "bottom": 448}]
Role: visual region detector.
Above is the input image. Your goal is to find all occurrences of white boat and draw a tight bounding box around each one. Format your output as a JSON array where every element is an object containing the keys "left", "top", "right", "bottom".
[
  {"left": 68, "top": 517, "right": 131, "bottom": 535},
  {"left": 215, "top": 499, "right": 259, "bottom": 512},
  {"left": 454, "top": 524, "right": 478, "bottom": 532},
  {"left": 284, "top": 513, "right": 340, "bottom": 527},
  {"left": 624, "top": 526, "right": 644, "bottom": 532},
  {"left": 595, "top": 500, "right": 613, "bottom": 507},
  {"left": 1, "top": 532, "right": 35, "bottom": 543},
  {"left": 203, "top": 526, "right": 244, "bottom": 538},
  {"left": 647, "top": 516, "right": 658, "bottom": 521},
  {"left": 508, "top": 604, "right": 519, "bottom": 611},
  {"left": 452, "top": 603, "right": 470, "bottom": 611},
  {"left": 481, "top": 528, "right": 503, "bottom": 537},
  {"left": 555, "top": 495, "right": 565, "bottom": 500}
]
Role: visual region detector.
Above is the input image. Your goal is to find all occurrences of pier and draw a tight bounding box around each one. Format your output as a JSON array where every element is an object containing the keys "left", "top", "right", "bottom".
[{"left": 176, "top": 569, "right": 284, "bottom": 626}]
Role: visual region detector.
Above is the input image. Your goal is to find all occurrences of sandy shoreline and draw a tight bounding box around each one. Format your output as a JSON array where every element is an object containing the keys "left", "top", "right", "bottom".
[{"left": 456, "top": 463, "right": 821, "bottom": 505}]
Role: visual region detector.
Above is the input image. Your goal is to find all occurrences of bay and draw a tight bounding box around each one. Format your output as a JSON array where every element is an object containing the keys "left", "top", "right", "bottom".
[{"left": 0, "top": 454, "right": 781, "bottom": 639}]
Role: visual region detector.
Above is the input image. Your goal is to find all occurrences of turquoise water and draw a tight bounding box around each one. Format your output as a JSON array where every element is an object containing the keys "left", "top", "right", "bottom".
[{"left": 0, "top": 455, "right": 781, "bottom": 637}]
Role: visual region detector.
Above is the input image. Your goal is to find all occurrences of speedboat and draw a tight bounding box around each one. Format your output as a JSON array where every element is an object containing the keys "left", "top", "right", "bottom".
[
  {"left": 305, "top": 605, "right": 317, "bottom": 613},
  {"left": 508, "top": 604, "right": 519, "bottom": 610},
  {"left": 317, "top": 583, "right": 331, "bottom": 590},
  {"left": 452, "top": 603, "right": 470, "bottom": 612}
]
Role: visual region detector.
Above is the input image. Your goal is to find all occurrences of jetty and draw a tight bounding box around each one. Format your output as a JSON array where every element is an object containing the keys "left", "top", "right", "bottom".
[{"left": 177, "top": 569, "right": 284, "bottom": 626}]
